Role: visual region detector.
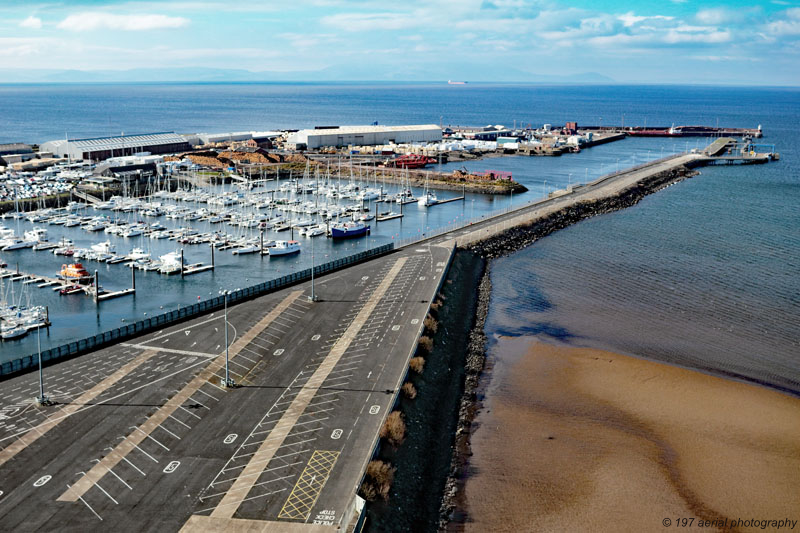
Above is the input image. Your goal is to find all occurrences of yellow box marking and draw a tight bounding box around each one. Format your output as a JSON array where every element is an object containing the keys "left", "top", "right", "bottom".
[
  {"left": 207, "top": 258, "right": 407, "bottom": 520},
  {"left": 278, "top": 450, "right": 340, "bottom": 521}
]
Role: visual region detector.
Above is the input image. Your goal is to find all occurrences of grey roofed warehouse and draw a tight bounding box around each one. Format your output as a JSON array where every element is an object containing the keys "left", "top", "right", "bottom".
[
  {"left": 40, "top": 132, "right": 191, "bottom": 162},
  {"left": 286, "top": 124, "right": 442, "bottom": 150}
]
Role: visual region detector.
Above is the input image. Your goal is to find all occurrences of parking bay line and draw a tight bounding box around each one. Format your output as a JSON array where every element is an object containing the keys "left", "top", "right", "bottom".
[
  {"left": 57, "top": 291, "right": 303, "bottom": 504},
  {"left": 194, "top": 257, "right": 408, "bottom": 524},
  {"left": 0, "top": 350, "right": 159, "bottom": 468}
]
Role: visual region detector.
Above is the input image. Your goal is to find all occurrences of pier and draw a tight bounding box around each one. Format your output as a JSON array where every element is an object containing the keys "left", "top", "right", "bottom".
[
  {"left": 433, "top": 195, "right": 465, "bottom": 205},
  {"left": 0, "top": 139, "right": 778, "bottom": 532}
]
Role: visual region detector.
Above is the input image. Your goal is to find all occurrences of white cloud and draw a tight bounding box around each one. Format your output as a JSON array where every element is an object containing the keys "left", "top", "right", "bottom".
[
  {"left": 618, "top": 12, "right": 674, "bottom": 28},
  {"left": 696, "top": 7, "right": 746, "bottom": 25},
  {"left": 0, "top": 37, "right": 52, "bottom": 57},
  {"left": 766, "top": 8, "right": 800, "bottom": 35},
  {"left": 57, "top": 12, "right": 189, "bottom": 32},
  {"left": 664, "top": 28, "right": 731, "bottom": 43},
  {"left": 19, "top": 16, "right": 43, "bottom": 29},
  {"left": 321, "top": 12, "right": 420, "bottom": 31}
]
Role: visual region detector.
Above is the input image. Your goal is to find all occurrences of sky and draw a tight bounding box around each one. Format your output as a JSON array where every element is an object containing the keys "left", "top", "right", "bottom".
[{"left": 1, "top": 0, "right": 799, "bottom": 84}]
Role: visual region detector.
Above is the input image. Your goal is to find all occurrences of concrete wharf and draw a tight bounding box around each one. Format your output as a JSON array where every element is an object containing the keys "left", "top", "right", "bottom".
[{"left": 0, "top": 143, "right": 777, "bottom": 532}]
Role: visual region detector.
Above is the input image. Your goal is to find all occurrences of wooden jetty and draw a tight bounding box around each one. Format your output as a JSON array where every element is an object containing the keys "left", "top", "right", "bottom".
[
  {"left": 434, "top": 196, "right": 465, "bottom": 205},
  {"left": 182, "top": 264, "right": 214, "bottom": 276},
  {"left": 97, "top": 288, "right": 136, "bottom": 301}
]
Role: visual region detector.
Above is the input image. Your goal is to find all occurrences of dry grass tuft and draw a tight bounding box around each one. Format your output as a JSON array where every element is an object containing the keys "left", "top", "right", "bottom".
[
  {"left": 359, "top": 460, "right": 397, "bottom": 501},
  {"left": 409, "top": 356, "right": 426, "bottom": 374},
  {"left": 380, "top": 411, "right": 406, "bottom": 445},
  {"left": 424, "top": 315, "right": 439, "bottom": 334},
  {"left": 418, "top": 336, "right": 434, "bottom": 354},
  {"left": 401, "top": 382, "right": 417, "bottom": 399}
]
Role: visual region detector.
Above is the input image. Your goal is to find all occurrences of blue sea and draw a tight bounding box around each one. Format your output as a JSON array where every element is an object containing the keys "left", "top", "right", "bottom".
[{"left": 1, "top": 83, "right": 798, "bottom": 390}]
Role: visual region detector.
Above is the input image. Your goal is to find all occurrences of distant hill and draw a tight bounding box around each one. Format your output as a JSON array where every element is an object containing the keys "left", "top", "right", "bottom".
[{"left": 2, "top": 66, "right": 614, "bottom": 84}]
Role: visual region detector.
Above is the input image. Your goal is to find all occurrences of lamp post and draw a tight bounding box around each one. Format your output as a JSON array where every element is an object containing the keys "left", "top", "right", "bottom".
[
  {"left": 36, "top": 324, "right": 48, "bottom": 405},
  {"left": 220, "top": 290, "right": 234, "bottom": 388},
  {"left": 310, "top": 235, "right": 316, "bottom": 302}
]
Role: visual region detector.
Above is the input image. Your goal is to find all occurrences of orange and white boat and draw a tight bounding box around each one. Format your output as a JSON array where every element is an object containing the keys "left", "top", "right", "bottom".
[{"left": 59, "top": 263, "right": 92, "bottom": 281}]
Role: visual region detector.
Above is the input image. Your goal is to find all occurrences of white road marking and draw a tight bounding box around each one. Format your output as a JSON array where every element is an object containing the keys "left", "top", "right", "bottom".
[
  {"left": 67, "top": 484, "right": 103, "bottom": 521},
  {"left": 94, "top": 482, "right": 118, "bottom": 505},
  {"left": 33, "top": 475, "right": 51, "bottom": 487}
]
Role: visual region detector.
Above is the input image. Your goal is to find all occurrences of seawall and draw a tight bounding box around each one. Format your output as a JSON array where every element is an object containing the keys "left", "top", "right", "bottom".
[{"left": 433, "top": 161, "right": 703, "bottom": 529}]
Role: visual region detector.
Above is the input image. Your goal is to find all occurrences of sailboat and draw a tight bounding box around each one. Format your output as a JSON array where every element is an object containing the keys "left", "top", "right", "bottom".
[{"left": 417, "top": 177, "right": 438, "bottom": 207}]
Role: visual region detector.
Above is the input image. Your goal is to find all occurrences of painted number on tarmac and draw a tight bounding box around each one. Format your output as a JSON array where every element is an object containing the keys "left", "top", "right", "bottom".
[
  {"left": 361, "top": 276, "right": 369, "bottom": 281},
  {"left": 184, "top": 356, "right": 197, "bottom": 364},
  {"left": 437, "top": 262, "right": 446, "bottom": 267},
  {"left": 411, "top": 319, "right": 419, "bottom": 325},
  {"left": 33, "top": 475, "right": 51, "bottom": 487},
  {"left": 224, "top": 434, "right": 238, "bottom": 444},
  {"left": 391, "top": 325, "right": 401, "bottom": 331},
  {"left": 331, "top": 429, "right": 343, "bottom": 440},
  {"left": 274, "top": 349, "right": 284, "bottom": 356},
  {"left": 369, "top": 405, "right": 380, "bottom": 415},
  {"left": 419, "top": 276, "right": 427, "bottom": 281},
  {"left": 163, "top": 461, "right": 180, "bottom": 474},
  {"left": 311, "top": 334, "right": 321, "bottom": 341}
]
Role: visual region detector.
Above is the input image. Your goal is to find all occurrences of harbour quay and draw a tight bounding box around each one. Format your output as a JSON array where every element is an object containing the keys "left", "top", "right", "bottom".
[{"left": 0, "top": 138, "right": 778, "bottom": 532}]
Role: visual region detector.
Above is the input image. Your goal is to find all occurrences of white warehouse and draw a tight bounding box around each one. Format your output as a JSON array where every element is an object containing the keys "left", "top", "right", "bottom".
[{"left": 286, "top": 124, "right": 442, "bottom": 149}]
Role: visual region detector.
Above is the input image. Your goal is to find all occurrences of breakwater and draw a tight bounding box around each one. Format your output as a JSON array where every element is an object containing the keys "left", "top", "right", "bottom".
[
  {"left": 438, "top": 163, "right": 701, "bottom": 528},
  {"left": 462, "top": 163, "right": 699, "bottom": 259},
  {"left": 359, "top": 159, "right": 706, "bottom": 531}
]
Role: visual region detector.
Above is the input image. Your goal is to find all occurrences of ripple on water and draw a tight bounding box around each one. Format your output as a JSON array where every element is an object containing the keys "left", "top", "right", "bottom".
[{"left": 486, "top": 163, "right": 800, "bottom": 395}]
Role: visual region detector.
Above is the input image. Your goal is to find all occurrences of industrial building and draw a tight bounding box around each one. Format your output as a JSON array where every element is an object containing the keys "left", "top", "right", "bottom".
[
  {"left": 286, "top": 125, "right": 442, "bottom": 150},
  {"left": 182, "top": 131, "right": 282, "bottom": 148},
  {"left": 41, "top": 132, "right": 191, "bottom": 162},
  {"left": 0, "top": 143, "right": 33, "bottom": 156}
]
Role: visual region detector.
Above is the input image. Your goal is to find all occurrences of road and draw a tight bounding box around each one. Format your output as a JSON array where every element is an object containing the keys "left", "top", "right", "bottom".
[
  {"left": 0, "top": 152, "right": 701, "bottom": 532},
  {"left": 0, "top": 241, "right": 453, "bottom": 532}
]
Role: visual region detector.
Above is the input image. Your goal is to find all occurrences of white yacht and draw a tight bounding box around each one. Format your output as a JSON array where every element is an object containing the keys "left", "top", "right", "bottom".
[
  {"left": 417, "top": 191, "right": 438, "bottom": 207},
  {"left": 158, "top": 251, "right": 183, "bottom": 275},
  {"left": 127, "top": 248, "right": 150, "bottom": 261},
  {"left": 91, "top": 241, "right": 116, "bottom": 254},
  {"left": 1, "top": 324, "right": 28, "bottom": 340},
  {"left": 232, "top": 244, "right": 260, "bottom": 255},
  {"left": 24, "top": 227, "right": 48, "bottom": 242},
  {"left": 266, "top": 240, "right": 301, "bottom": 256},
  {"left": 1, "top": 237, "right": 36, "bottom": 251}
]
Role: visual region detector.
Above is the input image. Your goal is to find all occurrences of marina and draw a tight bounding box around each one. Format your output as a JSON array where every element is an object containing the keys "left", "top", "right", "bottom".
[
  {"left": 0, "top": 134, "right": 779, "bottom": 532},
  {"left": 0, "top": 134, "right": 774, "bottom": 361}
]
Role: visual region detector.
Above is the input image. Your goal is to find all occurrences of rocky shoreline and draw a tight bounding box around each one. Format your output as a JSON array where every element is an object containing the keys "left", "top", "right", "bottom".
[
  {"left": 437, "top": 262, "right": 491, "bottom": 530},
  {"left": 436, "top": 163, "right": 700, "bottom": 529},
  {"left": 351, "top": 168, "right": 528, "bottom": 195}
]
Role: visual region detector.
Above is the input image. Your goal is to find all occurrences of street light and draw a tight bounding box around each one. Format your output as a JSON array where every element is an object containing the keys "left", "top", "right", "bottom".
[
  {"left": 36, "top": 324, "right": 49, "bottom": 406},
  {"left": 219, "top": 290, "right": 235, "bottom": 388},
  {"left": 309, "top": 234, "right": 317, "bottom": 302}
]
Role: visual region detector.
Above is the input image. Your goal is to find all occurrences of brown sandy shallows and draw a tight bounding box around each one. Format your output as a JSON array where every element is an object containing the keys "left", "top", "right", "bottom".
[{"left": 461, "top": 337, "right": 800, "bottom": 533}]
